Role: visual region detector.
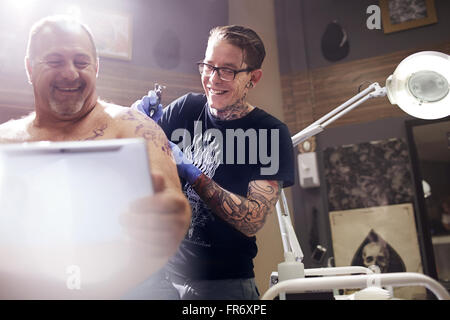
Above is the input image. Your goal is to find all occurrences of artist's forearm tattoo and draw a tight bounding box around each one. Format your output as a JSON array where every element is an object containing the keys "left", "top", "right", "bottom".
[{"left": 193, "top": 176, "right": 282, "bottom": 237}]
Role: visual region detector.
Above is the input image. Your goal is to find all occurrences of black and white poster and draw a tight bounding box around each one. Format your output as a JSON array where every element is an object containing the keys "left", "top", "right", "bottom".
[{"left": 329, "top": 203, "right": 426, "bottom": 300}]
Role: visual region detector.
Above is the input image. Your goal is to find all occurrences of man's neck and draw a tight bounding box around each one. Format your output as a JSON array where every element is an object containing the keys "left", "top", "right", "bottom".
[
  {"left": 30, "top": 100, "right": 100, "bottom": 140},
  {"left": 33, "top": 100, "right": 98, "bottom": 129},
  {"left": 209, "top": 101, "right": 254, "bottom": 121}
]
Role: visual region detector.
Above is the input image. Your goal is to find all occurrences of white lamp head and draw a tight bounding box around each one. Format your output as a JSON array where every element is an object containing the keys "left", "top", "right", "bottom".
[{"left": 386, "top": 51, "right": 450, "bottom": 120}]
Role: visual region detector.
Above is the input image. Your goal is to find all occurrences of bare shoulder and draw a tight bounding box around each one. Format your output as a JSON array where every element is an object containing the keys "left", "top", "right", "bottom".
[
  {"left": 100, "top": 102, "right": 179, "bottom": 188},
  {"left": 0, "top": 114, "right": 34, "bottom": 143},
  {"left": 102, "top": 102, "right": 156, "bottom": 127},
  {"left": 101, "top": 101, "right": 171, "bottom": 156}
]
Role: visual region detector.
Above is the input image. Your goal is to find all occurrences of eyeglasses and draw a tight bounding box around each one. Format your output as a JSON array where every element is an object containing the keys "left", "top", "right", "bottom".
[{"left": 197, "top": 62, "right": 253, "bottom": 81}]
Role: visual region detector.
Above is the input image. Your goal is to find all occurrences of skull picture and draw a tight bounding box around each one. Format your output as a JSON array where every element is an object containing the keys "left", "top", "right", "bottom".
[
  {"left": 362, "top": 241, "right": 390, "bottom": 273},
  {"left": 352, "top": 229, "right": 406, "bottom": 273}
]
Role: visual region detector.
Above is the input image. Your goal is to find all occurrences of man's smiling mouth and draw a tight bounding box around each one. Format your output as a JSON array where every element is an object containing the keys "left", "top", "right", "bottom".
[
  {"left": 56, "top": 87, "right": 80, "bottom": 92},
  {"left": 208, "top": 88, "right": 227, "bottom": 95}
]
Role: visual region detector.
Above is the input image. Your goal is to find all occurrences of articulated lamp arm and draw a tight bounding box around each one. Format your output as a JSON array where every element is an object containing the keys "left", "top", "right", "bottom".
[
  {"left": 291, "top": 83, "right": 386, "bottom": 147},
  {"left": 278, "top": 82, "right": 387, "bottom": 261}
]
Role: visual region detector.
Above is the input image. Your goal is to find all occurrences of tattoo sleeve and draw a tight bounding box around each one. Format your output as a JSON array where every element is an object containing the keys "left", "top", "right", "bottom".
[{"left": 192, "top": 176, "right": 282, "bottom": 237}]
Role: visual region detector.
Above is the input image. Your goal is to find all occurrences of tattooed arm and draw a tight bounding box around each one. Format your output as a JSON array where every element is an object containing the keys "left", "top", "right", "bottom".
[
  {"left": 113, "top": 107, "right": 191, "bottom": 274},
  {"left": 116, "top": 108, "right": 181, "bottom": 190},
  {"left": 192, "top": 175, "right": 282, "bottom": 237}
]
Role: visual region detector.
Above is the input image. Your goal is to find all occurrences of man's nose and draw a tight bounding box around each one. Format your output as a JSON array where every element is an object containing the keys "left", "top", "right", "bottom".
[
  {"left": 209, "top": 68, "right": 222, "bottom": 82},
  {"left": 59, "top": 62, "right": 79, "bottom": 81}
]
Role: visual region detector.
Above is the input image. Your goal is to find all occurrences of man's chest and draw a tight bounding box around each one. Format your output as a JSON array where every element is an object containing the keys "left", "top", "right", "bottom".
[{"left": 27, "top": 120, "right": 119, "bottom": 142}]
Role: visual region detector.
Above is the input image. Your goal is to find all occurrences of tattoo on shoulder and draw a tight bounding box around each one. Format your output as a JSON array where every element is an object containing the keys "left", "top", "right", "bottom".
[
  {"left": 120, "top": 109, "right": 140, "bottom": 122},
  {"left": 84, "top": 123, "right": 108, "bottom": 140},
  {"left": 121, "top": 110, "right": 172, "bottom": 157}
]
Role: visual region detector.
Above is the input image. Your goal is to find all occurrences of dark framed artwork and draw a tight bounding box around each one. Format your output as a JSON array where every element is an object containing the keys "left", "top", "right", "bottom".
[
  {"left": 405, "top": 117, "right": 450, "bottom": 285},
  {"left": 380, "top": 0, "right": 438, "bottom": 34},
  {"left": 323, "top": 138, "right": 415, "bottom": 212}
]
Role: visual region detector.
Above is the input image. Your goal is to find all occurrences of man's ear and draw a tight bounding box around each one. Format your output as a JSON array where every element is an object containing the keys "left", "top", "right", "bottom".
[
  {"left": 250, "top": 69, "right": 263, "bottom": 86},
  {"left": 25, "top": 57, "right": 33, "bottom": 84}
]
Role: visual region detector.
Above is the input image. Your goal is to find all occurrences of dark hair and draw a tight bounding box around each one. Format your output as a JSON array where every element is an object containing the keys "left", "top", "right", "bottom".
[
  {"left": 208, "top": 25, "right": 266, "bottom": 70},
  {"left": 26, "top": 15, "right": 98, "bottom": 61}
]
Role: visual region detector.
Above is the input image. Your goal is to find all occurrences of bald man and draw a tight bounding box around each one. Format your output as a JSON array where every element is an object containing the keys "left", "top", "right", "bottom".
[{"left": 0, "top": 15, "right": 191, "bottom": 299}]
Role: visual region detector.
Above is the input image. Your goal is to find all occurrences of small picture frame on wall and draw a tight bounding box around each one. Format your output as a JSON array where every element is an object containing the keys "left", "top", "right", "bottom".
[
  {"left": 379, "top": 0, "right": 438, "bottom": 34},
  {"left": 83, "top": 12, "right": 133, "bottom": 61}
]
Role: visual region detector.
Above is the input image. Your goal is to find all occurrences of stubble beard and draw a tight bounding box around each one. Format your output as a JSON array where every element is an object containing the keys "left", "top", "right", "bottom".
[{"left": 49, "top": 96, "right": 85, "bottom": 117}]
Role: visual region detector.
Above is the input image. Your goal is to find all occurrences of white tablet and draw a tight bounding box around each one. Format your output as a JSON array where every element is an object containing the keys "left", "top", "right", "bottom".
[{"left": 0, "top": 138, "right": 153, "bottom": 246}]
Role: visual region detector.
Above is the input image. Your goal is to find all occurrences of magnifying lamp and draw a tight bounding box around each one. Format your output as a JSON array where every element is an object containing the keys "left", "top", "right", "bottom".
[
  {"left": 274, "top": 50, "right": 450, "bottom": 300},
  {"left": 291, "top": 51, "right": 450, "bottom": 147},
  {"left": 387, "top": 51, "right": 449, "bottom": 120}
]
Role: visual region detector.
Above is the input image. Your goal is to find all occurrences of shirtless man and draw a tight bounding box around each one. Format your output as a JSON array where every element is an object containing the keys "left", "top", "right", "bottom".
[{"left": 0, "top": 15, "right": 190, "bottom": 299}]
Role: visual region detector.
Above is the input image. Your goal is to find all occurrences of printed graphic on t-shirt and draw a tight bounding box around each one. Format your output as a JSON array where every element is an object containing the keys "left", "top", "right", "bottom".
[{"left": 183, "top": 133, "right": 221, "bottom": 247}]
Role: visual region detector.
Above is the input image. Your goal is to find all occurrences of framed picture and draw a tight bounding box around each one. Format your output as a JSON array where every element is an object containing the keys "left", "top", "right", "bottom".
[
  {"left": 380, "top": 0, "right": 438, "bottom": 34},
  {"left": 83, "top": 12, "right": 133, "bottom": 61},
  {"left": 323, "top": 138, "right": 415, "bottom": 212},
  {"left": 329, "top": 203, "right": 426, "bottom": 299}
]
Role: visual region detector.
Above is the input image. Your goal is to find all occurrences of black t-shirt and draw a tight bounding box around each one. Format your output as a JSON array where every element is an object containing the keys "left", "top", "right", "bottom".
[{"left": 159, "top": 93, "right": 295, "bottom": 280}]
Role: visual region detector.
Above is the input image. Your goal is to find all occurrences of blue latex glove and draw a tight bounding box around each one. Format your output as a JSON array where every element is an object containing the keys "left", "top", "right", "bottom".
[
  {"left": 131, "top": 85, "right": 164, "bottom": 122},
  {"left": 169, "top": 142, "right": 202, "bottom": 185}
]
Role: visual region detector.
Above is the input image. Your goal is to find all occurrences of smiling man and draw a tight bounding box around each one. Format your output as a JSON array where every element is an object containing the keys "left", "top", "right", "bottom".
[
  {"left": 129, "top": 25, "right": 295, "bottom": 300},
  {"left": 26, "top": 20, "right": 98, "bottom": 119},
  {"left": 199, "top": 31, "right": 262, "bottom": 121},
  {"left": 0, "top": 15, "right": 191, "bottom": 299}
]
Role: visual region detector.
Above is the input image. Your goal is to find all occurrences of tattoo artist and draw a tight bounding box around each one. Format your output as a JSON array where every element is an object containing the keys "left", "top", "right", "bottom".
[{"left": 125, "top": 25, "right": 295, "bottom": 300}]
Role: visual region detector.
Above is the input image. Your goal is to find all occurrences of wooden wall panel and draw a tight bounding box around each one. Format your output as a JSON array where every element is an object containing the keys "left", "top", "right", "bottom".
[
  {"left": 0, "top": 71, "right": 34, "bottom": 123},
  {"left": 281, "top": 71, "right": 315, "bottom": 133},
  {"left": 3, "top": 42, "right": 449, "bottom": 132},
  {"left": 282, "top": 41, "right": 450, "bottom": 135},
  {"left": 97, "top": 59, "right": 203, "bottom": 107},
  {"left": 0, "top": 59, "right": 203, "bottom": 124}
]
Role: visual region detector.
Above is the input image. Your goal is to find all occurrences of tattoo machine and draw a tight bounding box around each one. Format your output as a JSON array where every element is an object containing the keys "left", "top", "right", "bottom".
[{"left": 148, "top": 83, "right": 166, "bottom": 118}]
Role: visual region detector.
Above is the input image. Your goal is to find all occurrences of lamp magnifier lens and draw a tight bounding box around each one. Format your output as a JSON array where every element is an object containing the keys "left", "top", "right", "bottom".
[{"left": 408, "top": 70, "right": 449, "bottom": 103}]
